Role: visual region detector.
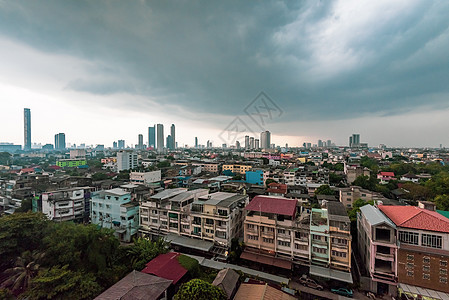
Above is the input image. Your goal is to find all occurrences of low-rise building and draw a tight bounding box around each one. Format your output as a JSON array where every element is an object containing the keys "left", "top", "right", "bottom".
[
  {"left": 116, "top": 150, "right": 138, "bottom": 171},
  {"left": 41, "top": 187, "right": 91, "bottom": 222},
  {"left": 339, "top": 186, "right": 383, "bottom": 208},
  {"left": 90, "top": 188, "right": 139, "bottom": 242},
  {"left": 56, "top": 159, "right": 87, "bottom": 168},
  {"left": 222, "top": 164, "right": 252, "bottom": 175},
  {"left": 130, "top": 170, "right": 161, "bottom": 185}
]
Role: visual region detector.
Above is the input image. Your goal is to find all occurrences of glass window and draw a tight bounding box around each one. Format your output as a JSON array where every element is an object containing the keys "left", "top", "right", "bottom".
[{"left": 399, "top": 231, "right": 419, "bottom": 245}]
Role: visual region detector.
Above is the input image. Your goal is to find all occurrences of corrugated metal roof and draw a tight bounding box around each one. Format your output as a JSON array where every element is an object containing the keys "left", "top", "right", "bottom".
[{"left": 360, "top": 205, "right": 396, "bottom": 228}]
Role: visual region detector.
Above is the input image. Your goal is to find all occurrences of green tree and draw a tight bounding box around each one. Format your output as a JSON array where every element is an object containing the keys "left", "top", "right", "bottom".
[
  {"left": 315, "top": 185, "right": 334, "bottom": 196},
  {"left": 232, "top": 174, "right": 242, "bottom": 180},
  {"left": 0, "top": 152, "right": 12, "bottom": 165},
  {"left": 24, "top": 265, "right": 102, "bottom": 300},
  {"left": 174, "top": 279, "right": 227, "bottom": 300},
  {"left": 1, "top": 250, "right": 44, "bottom": 294},
  {"left": 348, "top": 199, "right": 374, "bottom": 222},
  {"left": 127, "top": 237, "right": 169, "bottom": 270},
  {"left": 92, "top": 172, "right": 109, "bottom": 181},
  {"left": 329, "top": 173, "right": 344, "bottom": 186},
  {"left": 434, "top": 194, "right": 449, "bottom": 211},
  {"left": 352, "top": 175, "right": 377, "bottom": 191},
  {"left": 0, "top": 212, "right": 49, "bottom": 269},
  {"left": 265, "top": 179, "right": 276, "bottom": 187}
]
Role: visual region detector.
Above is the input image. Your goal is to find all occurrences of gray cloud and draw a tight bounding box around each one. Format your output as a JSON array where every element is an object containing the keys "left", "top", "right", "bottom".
[{"left": 0, "top": 0, "right": 448, "bottom": 122}]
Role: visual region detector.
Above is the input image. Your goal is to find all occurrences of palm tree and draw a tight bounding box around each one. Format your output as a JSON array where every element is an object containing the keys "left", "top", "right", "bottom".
[{"left": 1, "top": 250, "right": 45, "bottom": 294}]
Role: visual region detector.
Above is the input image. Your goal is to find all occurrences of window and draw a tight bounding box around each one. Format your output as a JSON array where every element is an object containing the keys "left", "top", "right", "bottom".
[
  {"left": 407, "top": 254, "right": 414, "bottom": 261},
  {"left": 407, "top": 271, "right": 414, "bottom": 277},
  {"left": 332, "top": 250, "right": 347, "bottom": 258},
  {"left": 441, "top": 269, "right": 447, "bottom": 275},
  {"left": 407, "top": 263, "right": 414, "bottom": 268},
  {"left": 422, "top": 234, "right": 442, "bottom": 249},
  {"left": 263, "top": 238, "right": 274, "bottom": 243},
  {"left": 247, "top": 235, "right": 258, "bottom": 241},
  {"left": 313, "top": 247, "right": 327, "bottom": 254},
  {"left": 182, "top": 224, "right": 189, "bottom": 229},
  {"left": 423, "top": 265, "right": 430, "bottom": 272},
  {"left": 332, "top": 238, "right": 348, "bottom": 245},
  {"left": 399, "top": 231, "right": 419, "bottom": 245},
  {"left": 440, "top": 277, "right": 448, "bottom": 283},
  {"left": 295, "top": 244, "right": 308, "bottom": 251},
  {"left": 441, "top": 260, "right": 448, "bottom": 267},
  {"left": 278, "top": 240, "right": 291, "bottom": 247},
  {"left": 141, "top": 217, "right": 149, "bottom": 223},
  {"left": 152, "top": 219, "right": 158, "bottom": 223},
  {"left": 312, "top": 234, "right": 321, "bottom": 241},
  {"left": 423, "top": 274, "right": 430, "bottom": 280},
  {"left": 248, "top": 224, "right": 255, "bottom": 229},
  {"left": 423, "top": 257, "right": 431, "bottom": 264}
]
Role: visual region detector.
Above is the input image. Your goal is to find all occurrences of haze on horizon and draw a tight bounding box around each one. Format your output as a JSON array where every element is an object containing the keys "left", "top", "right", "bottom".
[{"left": 1, "top": 0, "right": 449, "bottom": 148}]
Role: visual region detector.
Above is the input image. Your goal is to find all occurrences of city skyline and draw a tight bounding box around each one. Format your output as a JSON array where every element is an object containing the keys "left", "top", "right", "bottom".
[{"left": 1, "top": 1, "right": 449, "bottom": 147}]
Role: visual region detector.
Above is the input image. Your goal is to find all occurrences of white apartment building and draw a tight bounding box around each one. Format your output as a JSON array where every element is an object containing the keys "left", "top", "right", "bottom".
[
  {"left": 42, "top": 188, "right": 87, "bottom": 222},
  {"left": 117, "top": 150, "right": 138, "bottom": 171},
  {"left": 130, "top": 170, "right": 161, "bottom": 185}
]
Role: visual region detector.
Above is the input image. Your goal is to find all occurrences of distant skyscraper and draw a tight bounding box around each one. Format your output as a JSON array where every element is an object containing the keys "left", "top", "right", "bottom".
[
  {"left": 244, "top": 136, "right": 249, "bottom": 150},
  {"left": 117, "top": 140, "right": 125, "bottom": 149},
  {"left": 138, "top": 134, "right": 143, "bottom": 149},
  {"left": 350, "top": 134, "right": 360, "bottom": 147},
  {"left": 148, "top": 126, "right": 156, "bottom": 148},
  {"left": 349, "top": 136, "right": 353, "bottom": 147},
  {"left": 250, "top": 137, "right": 255, "bottom": 149},
  {"left": 255, "top": 139, "right": 260, "bottom": 149},
  {"left": 195, "top": 137, "right": 198, "bottom": 148},
  {"left": 24, "top": 108, "right": 31, "bottom": 150},
  {"left": 156, "top": 124, "right": 164, "bottom": 151},
  {"left": 170, "top": 124, "right": 175, "bottom": 149},
  {"left": 113, "top": 141, "right": 118, "bottom": 149},
  {"left": 327, "top": 140, "right": 332, "bottom": 147},
  {"left": 54, "top": 133, "right": 66, "bottom": 150},
  {"left": 236, "top": 141, "right": 240, "bottom": 149},
  {"left": 260, "top": 131, "right": 271, "bottom": 149},
  {"left": 318, "top": 140, "right": 323, "bottom": 147},
  {"left": 166, "top": 135, "right": 174, "bottom": 150}
]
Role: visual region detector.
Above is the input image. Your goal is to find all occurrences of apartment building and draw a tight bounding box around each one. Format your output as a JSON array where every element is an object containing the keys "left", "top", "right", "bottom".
[
  {"left": 242, "top": 195, "right": 308, "bottom": 269},
  {"left": 245, "top": 169, "right": 269, "bottom": 186},
  {"left": 328, "top": 201, "right": 351, "bottom": 273},
  {"left": 139, "top": 189, "right": 247, "bottom": 254},
  {"left": 41, "top": 187, "right": 91, "bottom": 222},
  {"left": 117, "top": 150, "right": 138, "bottom": 171},
  {"left": 222, "top": 164, "right": 252, "bottom": 175},
  {"left": 358, "top": 205, "right": 398, "bottom": 295},
  {"left": 130, "top": 170, "right": 161, "bottom": 185},
  {"left": 345, "top": 164, "right": 370, "bottom": 184},
  {"left": 379, "top": 205, "right": 449, "bottom": 295},
  {"left": 90, "top": 188, "right": 139, "bottom": 242},
  {"left": 339, "top": 186, "right": 383, "bottom": 208}
]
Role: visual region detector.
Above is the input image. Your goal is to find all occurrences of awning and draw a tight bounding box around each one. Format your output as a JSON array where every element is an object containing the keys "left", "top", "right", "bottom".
[
  {"left": 310, "top": 265, "right": 353, "bottom": 284},
  {"left": 398, "top": 283, "right": 449, "bottom": 300},
  {"left": 240, "top": 251, "right": 292, "bottom": 270},
  {"left": 164, "top": 233, "right": 214, "bottom": 252}
]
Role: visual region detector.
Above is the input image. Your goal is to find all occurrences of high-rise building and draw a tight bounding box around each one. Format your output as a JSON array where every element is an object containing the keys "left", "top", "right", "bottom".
[
  {"left": 118, "top": 140, "right": 125, "bottom": 149},
  {"left": 166, "top": 135, "right": 174, "bottom": 150},
  {"left": 117, "top": 150, "right": 138, "bottom": 171},
  {"left": 113, "top": 141, "right": 118, "bottom": 149},
  {"left": 195, "top": 137, "right": 198, "bottom": 148},
  {"left": 244, "top": 135, "right": 250, "bottom": 150},
  {"left": 318, "top": 140, "right": 323, "bottom": 147},
  {"left": 54, "top": 133, "right": 66, "bottom": 150},
  {"left": 349, "top": 136, "right": 353, "bottom": 147},
  {"left": 327, "top": 140, "right": 332, "bottom": 147},
  {"left": 260, "top": 131, "right": 271, "bottom": 149},
  {"left": 255, "top": 139, "right": 260, "bottom": 149},
  {"left": 351, "top": 134, "right": 360, "bottom": 147},
  {"left": 156, "top": 124, "right": 164, "bottom": 151},
  {"left": 249, "top": 137, "right": 255, "bottom": 149},
  {"left": 236, "top": 141, "right": 241, "bottom": 149},
  {"left": 148, "top": 126, "right": 155, "bottom": 148},
  {"left": 24, "top": 108, "right": 31, "bottom": 151},
  {"left": 138, "top": 134, "right": 143, "bottom": 149},
  {"left": 170, "top": 124, "right": 175, "bottom": 149}
]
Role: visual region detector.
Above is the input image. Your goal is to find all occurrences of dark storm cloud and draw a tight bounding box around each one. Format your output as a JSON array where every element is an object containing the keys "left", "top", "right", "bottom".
[{"left": 0, "top": 0, "right": 448, "bottom": 120}]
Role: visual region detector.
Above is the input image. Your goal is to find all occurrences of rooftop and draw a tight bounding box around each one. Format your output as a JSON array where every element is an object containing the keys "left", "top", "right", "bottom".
[
  {"left": 379, "top": 205, "right": 449, "bottom": 233},
  {"left": 360, "top": 205, "right": 396, "bottom": 228},
  {"left": 245, "top": 196, "right": 296, "bottom": 217},
  {"left": 104, "top": 188, "right": 130, "bottom": 196},
  {"left": 141, "top": 252, "right": 187, "bottom": 285},
  {"left": 150, "top": 188, "right": 187, "bottom": 200}
]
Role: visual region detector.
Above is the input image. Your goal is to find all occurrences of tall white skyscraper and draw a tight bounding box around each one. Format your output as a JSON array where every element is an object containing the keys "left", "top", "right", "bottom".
[
  {"left": 260, "top": 131, "right": 271, "bottom": 149},
  {"left": 244, "top": 136, "right": 250, "bottom": 150},
  {"left": 24, "top": 108, "right": 31, "bottom": 151},
  {"left": 157, "top": 124, "right": 164, "bottom": 151}
]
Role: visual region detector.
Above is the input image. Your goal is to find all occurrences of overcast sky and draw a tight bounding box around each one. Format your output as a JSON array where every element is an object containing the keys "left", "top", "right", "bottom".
[{"left": 1, "top": 0, "right": 449, "bottom": 148}]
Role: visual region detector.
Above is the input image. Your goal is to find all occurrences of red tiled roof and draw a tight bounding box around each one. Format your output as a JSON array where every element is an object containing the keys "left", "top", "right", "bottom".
[
  {"left": 141, "top": 252, "right": 187, "bottom": 285},
  {"left": 379, "top": 205, "right": 449, "bottom": 233},
  {"left": 379, "top": 172, "right": 395, "bottom": 177},
  {"left": 245, "top": 196, "right": 296, "bottom": 217}
]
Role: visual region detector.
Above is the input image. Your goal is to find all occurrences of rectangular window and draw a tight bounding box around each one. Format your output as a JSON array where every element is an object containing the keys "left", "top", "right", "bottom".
[
  {"left": 422, "top": 234, "right": 442, "bottom": 249},
  {"left": 407, "top": 263, "right": 414, "bottom": 269},
  {"left": 441, "top": 261, "right": 448, "bottom": 267},
  {"left": 440, "top": 277, "right": 448, "bottom": 283},
  {"left": 407, "top": 271, "right": 414, "bottom": 277},
  {"left": 441, "top": 269, "right": 447, "bottom": 275},
  {"left": 407, "top": 254, "right": 414, "bottom": 261},
  {"left": 247, "top": 235, "right": 258, "bottom": 241},
  {"left": 278, "top": 240, "right": 291, "bottom": 247},
  {"left": 423, "top": 257, "right": 431, "bottom": 264},
  {"left": 423, "top": 274, "right": 430, "bottom": 280},
  {"left": 263, "top": 238, "right": 274, "bottom": 243},
  {"left": 399, "top": 231, "right": 419, "bottom": 245},
  {"left": 423, "top": 265, "right": 430, "bottom": 272}
]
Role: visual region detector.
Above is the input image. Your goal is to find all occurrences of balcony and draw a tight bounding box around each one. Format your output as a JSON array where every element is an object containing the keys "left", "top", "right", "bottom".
[
  {"left": 246, "top": 215, "right": 275, "bottom": 225},
  {"left": 261, "top": 231, "right": 275, "bottom": 238}
]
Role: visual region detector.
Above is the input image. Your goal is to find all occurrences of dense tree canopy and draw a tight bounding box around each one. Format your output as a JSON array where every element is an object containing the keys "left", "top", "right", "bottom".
[
  {"left": 174, "top": 279, "right": 227, "bottom": 300},
  {"left": 315, "top": 185, "right": 335, "bottom": 196}
]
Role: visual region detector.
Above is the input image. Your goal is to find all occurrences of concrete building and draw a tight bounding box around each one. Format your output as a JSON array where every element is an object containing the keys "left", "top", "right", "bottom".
[
  {"left": 130, "top": 170, "right": 161, "bottom": 185},
  {"left": 245, "top": 169, "right": 269, "bottom": 186},
  {"left": 157, "top": 124, "right": 164, "bottom": 151},
  {"left": 118, "top": 140, "right": 125, "bottom": 149},
  {"left": 116, "top": 150, "right": 138, "bottom": 171},
  {"left": 339, "top": 186, "right": 382, "bottom": 208},
  {"left": 70, "top": 149, "right": 86, "bottom": 159},
  {"left": 41, "top": 188, "right": 91, "bottom": 222},
  {"left": 138, "top": 134, "right": 144, "bottom": 149},
  {"left": 260, "top": 131, "right": 271, "bottom": 149},
  {"left": 24, "top": 108, "right": 31, "bottom": 151},
  {"left": 56, "top": 159, "right": 87, "bottom": 168},
  {"left": 139, "top": 189, "right": 248, "bottom": 254},
  {"left": 380, "top": 205, "right": 449, "bottom": 296},
  {"left": 358, "top": 205, "right": 398, "bottom": 295},
  {"left": 54, "top": 133, "right": 66, "bottom": 150},
  {"left": 244, "top": 136, "right": 249, "bottom": 150},
  {"left": 171, "top": 124, "right": 175, "bottom": 149},
  {"left": 222, "top": 164, "right": 252, "bottom": 175},
  {"left": 148, "top": 126, "right": 155, "bottom": 148},
  {"left": 90, "top": 188, "right": 139, "bottom": 242}
]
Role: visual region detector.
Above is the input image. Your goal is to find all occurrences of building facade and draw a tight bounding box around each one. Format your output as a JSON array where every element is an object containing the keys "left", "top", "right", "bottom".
[
  {"left": 116, "top": 150, "right": 138, "bottom": 172},
  {"left": 24, "top": 108, "right": 31, "bottom": 151}
]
